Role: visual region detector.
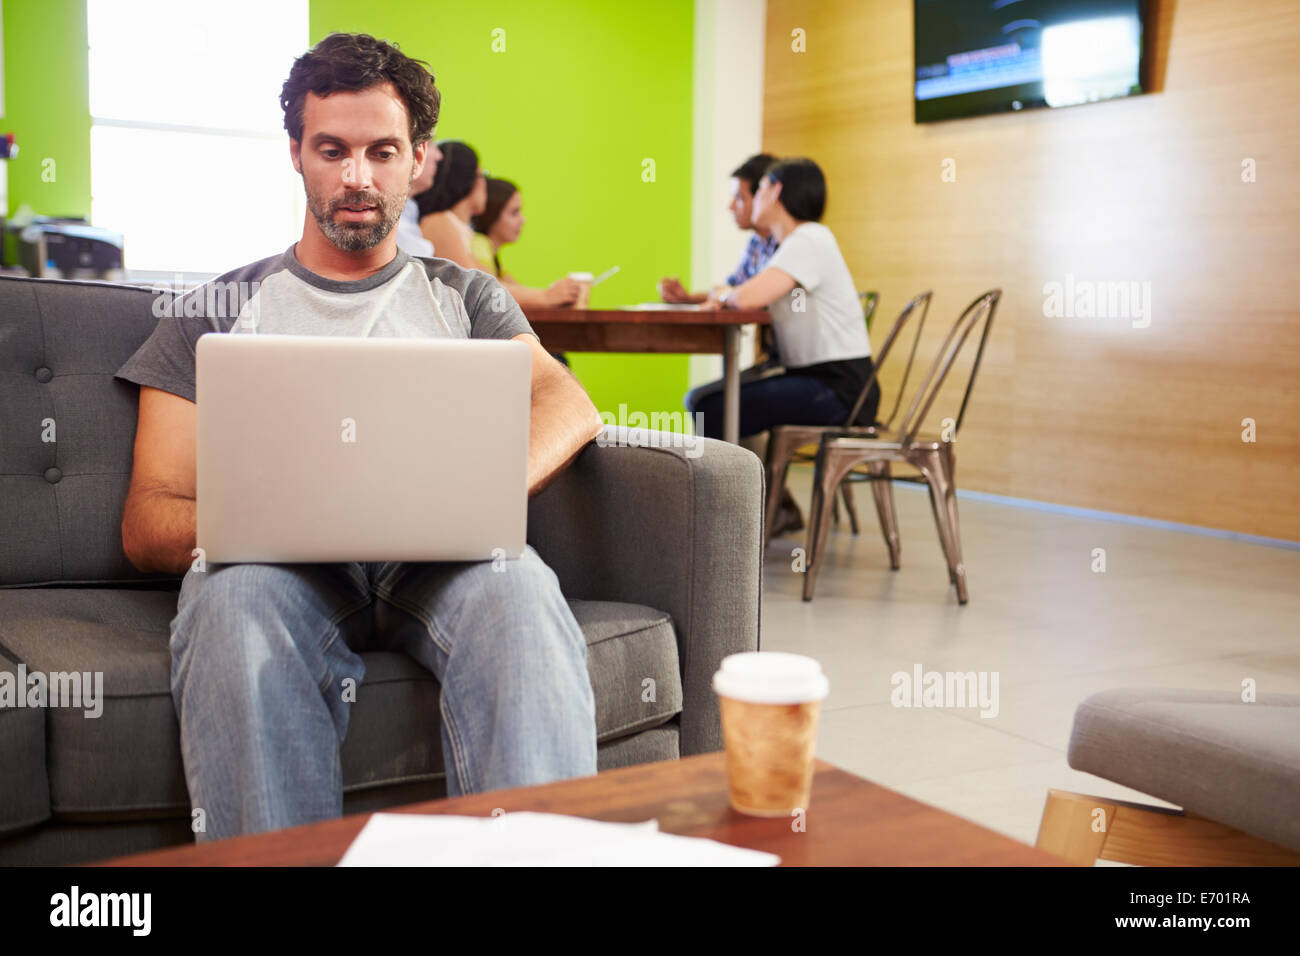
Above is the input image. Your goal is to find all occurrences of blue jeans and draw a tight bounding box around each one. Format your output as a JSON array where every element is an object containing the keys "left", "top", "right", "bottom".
[
  {"left": 686, "top": 372, "right": 850, "bottom": 441},
  {"left": 169, "top": 546, "right": 597, "bottom": 841}
]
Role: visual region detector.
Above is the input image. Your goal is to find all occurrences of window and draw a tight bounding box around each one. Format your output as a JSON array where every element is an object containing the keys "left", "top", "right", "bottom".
[{"left": 88, "top": 0, "right": 308, "bottom": 277}]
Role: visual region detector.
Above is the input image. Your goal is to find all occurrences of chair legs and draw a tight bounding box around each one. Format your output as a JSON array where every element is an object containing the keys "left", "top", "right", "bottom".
[
  {"left": 764, "top": 427, "right": 816, "bottom": 545},
  {"left": 802, "top": 446, "right": 867, "bottom": 601},
  {"left": 867, "top": 461, "right": 900, "bottom": 570},
  {"left": 802, "top": 443, "right": 968, "bottom": 604},
  {"left": 763, "top": 431, "right": 794, "bottom": 545},
  {"left": 911, "top": 444, "right": 967, "bottom": 604},
  {"left": 840, "top": 482, "right": 860, "bottom": 535}
]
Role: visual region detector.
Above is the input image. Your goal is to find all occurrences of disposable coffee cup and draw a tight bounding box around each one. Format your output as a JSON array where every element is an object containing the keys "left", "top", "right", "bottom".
[
  {"left": 712, "top": 652, "right": 829, "bottom": 817},
  {"left": 568, "top": 271, "right": 593, "bottom": 308}
]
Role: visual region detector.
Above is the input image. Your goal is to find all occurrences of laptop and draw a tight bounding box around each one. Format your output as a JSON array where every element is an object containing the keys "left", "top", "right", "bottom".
[{"left": 195, "top": 333, "right": 532, "bottom": 564}]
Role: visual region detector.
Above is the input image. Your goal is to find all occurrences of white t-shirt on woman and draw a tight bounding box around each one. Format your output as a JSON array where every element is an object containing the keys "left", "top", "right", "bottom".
[{"left": 763, "top": 221, "right": 870, "bottom": 368}]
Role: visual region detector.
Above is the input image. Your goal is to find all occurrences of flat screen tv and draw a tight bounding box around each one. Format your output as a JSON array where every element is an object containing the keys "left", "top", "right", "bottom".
[{"left": 914, "top": 0, "right": 1148, "bottom": 123}]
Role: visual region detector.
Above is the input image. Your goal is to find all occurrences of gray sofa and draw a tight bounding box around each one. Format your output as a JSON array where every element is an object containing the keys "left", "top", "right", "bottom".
[{"left": 0, "top": 274, "right": 763, "bottom": 866}]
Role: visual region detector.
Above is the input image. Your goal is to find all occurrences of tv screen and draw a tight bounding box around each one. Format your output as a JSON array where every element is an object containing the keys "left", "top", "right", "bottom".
[{"left": 914, "top": 0, "right": 1148, "bottom": 123}]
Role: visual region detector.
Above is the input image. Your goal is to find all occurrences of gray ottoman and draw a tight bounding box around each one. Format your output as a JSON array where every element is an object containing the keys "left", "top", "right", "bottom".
[{"left": 1067, "top": 688, "right": 1300, "bottom": 853}]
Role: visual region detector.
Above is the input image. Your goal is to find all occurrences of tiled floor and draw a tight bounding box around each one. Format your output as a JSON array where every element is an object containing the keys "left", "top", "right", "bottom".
[{"left": 762, "top": 464, "right": 1300, "bottom": 855}]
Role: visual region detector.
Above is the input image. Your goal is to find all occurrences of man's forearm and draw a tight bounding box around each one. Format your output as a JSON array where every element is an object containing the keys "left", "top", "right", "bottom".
[
  {"left": 122, "top": 492, "right": 198, "bottom": 575},
  {"left": 527, "top": 372, "right": 602, "bottom": 497}
]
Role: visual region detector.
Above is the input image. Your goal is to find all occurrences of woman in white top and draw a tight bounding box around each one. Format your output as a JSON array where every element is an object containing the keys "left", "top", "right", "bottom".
[
  {"left": 695, "top": 158, "right": 879, "bottom": 532},
  {"left": 696, "top": 157, "right": 880, "bottom": 437}
]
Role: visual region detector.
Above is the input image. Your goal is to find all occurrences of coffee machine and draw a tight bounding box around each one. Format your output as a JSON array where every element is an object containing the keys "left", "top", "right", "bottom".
[
  {"left": 14, "top": 218, "right": 126, "bottom": 280},
  {"left": 1, "top": 132, "right": 126, "bottom": 280}
]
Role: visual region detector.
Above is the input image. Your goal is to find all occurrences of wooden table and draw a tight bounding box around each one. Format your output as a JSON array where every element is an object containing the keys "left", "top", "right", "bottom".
[
  {"left": 525, "top": 307, "right": 770, "bottom": 444},
  {"left": 95, "top": 752, "right": 1066, "bottom": 866}
]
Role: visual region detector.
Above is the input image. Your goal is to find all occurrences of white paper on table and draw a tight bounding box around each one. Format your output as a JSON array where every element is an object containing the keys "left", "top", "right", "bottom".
[
  {"left": 336, "top": 811, "right": 780, "bottom": 867},
  {"left": 620, "top": 302, "right": 706, "bottom": 311}
]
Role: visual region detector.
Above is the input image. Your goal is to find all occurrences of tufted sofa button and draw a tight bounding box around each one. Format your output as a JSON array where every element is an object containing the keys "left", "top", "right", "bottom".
[
  {"left": 35, "top": 366, "right": 53, "bottom": 383},
  {"left": 44, "top": 467, "right": 62, "bottom": 484}
]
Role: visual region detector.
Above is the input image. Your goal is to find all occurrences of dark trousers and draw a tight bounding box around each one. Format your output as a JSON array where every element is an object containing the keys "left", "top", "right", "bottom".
[{"left": 686, "top": 371, "right": 851, "bottom": 441}]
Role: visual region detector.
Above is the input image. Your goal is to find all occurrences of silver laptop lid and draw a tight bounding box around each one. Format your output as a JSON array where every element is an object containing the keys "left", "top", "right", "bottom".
[{"left": 196, "top": 333, "right": 531, "bottom": 564}]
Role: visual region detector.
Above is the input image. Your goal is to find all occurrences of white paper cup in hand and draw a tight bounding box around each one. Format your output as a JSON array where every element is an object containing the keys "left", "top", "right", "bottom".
[
  {"left": 568, "top": 271, "right": 593, "bottom": 308},
  {"left": 712, "top": 652, "right": 829, "bottom": 817}
]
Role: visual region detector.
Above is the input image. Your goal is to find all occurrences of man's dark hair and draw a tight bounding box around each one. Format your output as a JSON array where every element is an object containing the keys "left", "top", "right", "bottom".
[
  {"left": 764, "top": 158, "right": 827, "bottom": 222},
  {"left": 280, "top": 33, "right": 441, "bottom": 148},
  {"left": 472, "top": 177, "right": 518, "bottom": 236},
  {"left": 420, "top": 140, "right": 479, "bottom": 217},
  {"left": 730, "top": 153, "right": 778, "bottom": 195}
]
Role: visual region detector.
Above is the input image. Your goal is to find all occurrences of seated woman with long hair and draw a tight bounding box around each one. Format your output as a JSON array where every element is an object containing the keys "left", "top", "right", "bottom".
[
  {"left": 693, "top": 158, "right": 880, "bottom": 528},
  {"left": 470, "top": 177, "right": 580, "bottom": 308},
  {"left": 415, "top": 140, "right": 494, "bottom": 272}
]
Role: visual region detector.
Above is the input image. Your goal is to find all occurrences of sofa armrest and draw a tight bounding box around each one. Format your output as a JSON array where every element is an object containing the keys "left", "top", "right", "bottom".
[{"left": 527, "top": 426, "right": 763, "bottom": 757}]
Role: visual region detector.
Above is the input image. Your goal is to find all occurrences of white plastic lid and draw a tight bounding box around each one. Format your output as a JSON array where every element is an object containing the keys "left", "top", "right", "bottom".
[
  {"left": 568, "top": 271, "right": 594, "bottom": 281},
  {"left": 711, "top": 651, "right": 829, "bottom": 704}
]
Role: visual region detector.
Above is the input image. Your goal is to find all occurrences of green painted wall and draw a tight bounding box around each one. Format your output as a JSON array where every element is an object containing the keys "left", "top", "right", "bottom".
[
  {"left": 0, "top": 0, "right": 91, "bottom": 262},
  {"left": 309, "top": 0, "right": 696, "bottom": 425},
  {"left": 1, "top": 0, "right": 694, "bottom": 421}
]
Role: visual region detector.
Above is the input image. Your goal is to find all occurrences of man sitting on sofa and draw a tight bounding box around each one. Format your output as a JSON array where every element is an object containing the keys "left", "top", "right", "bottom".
[{"left": 114, "top": 32, "right": 604, "bottom": 842}]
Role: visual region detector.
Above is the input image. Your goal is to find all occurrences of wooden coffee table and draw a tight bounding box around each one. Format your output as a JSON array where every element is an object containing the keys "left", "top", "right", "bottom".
[{"left": 95, "top": 752, "right": 1065, "bottom": 866}]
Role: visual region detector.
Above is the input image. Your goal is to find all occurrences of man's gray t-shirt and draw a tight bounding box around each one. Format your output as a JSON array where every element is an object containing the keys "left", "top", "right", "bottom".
[{"left": 115, "top": 243, "right": 535, "bottom": 402}]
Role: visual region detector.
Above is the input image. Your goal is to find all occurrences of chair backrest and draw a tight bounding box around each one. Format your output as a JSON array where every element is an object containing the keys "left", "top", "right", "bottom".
[
  {"left": 894, "top": 289, "right": 1001, "bottom": 446},
  {"left": 843, "top": 290, "right": 933, "bottom": 428}
]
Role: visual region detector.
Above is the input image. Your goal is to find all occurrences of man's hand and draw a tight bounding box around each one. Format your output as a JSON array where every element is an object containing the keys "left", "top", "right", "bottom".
[
  {"left": 516, "top": 334, "right": 602, "bottom": 496},
  {"left": 659, "top": 277, "right": 713, "bottom": 305},
  {"left": 659, "top": 276, "right": 691, "bottom": 303}
]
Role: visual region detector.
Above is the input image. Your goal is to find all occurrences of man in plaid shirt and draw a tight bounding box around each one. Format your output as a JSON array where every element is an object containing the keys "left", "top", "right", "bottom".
[
  {"left": 659, "top": 153, "right": 779, "bottom": 309},
  {"left": 724, "top": 228, "right": 781, "bottom": 288}
]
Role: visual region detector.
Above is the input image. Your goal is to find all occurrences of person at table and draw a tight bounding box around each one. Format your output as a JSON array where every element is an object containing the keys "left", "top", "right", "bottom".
[
  {"left": 659, "top": 153, "right": 779, "bottom": 305},
  {"left": 671, "top": 153, "right": 786, "bottom": 418},
  {"left": 395, "top": 140, "right": 441, "bottom": 257},
  {"left": 415, "top": 140, "right": 493, "bottom": 271},
  {"left": 694, "top": 158, "right": 880, "bottom": 527},
  {"left": 470, "top": 177, "right": 580, "bottom": 308}
]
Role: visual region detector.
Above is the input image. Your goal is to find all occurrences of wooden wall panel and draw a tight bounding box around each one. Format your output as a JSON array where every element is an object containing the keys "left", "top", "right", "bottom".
[{"left": 764, "top": 0, "right": 1300, "bottom": 539}]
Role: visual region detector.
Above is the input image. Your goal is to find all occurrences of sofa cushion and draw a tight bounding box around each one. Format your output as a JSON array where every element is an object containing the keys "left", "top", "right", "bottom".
[
  {"left": 0, "top": 587, "right": 682, "bottom": 822},
  {"left": 0, "top": 588, "right": 188, "bottom": 820},
  {"left": 0, "top": 276, "right": 181, "bottom": 588},
  {"left": 573, "top": 599, "right": 683, "bottom": 742},
  {"left": 1068, "top": 688, "right": 1300, "bottom": 853}
]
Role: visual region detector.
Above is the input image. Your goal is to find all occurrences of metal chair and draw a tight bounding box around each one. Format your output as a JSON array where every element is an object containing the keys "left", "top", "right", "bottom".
[
  {"left": 762, "top": 292, "right": 879, "bottom": 541},
  {"left": 762, "top": 290, "right": 931, "bottom": 544},
  {"left": 800, "top": 289, "right": 1001, "bottom": 604}
]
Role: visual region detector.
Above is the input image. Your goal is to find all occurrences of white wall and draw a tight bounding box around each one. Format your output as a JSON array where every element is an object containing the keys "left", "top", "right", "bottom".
[{"left": 688, "top": 0, "right": 767, "bottom": 388}]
